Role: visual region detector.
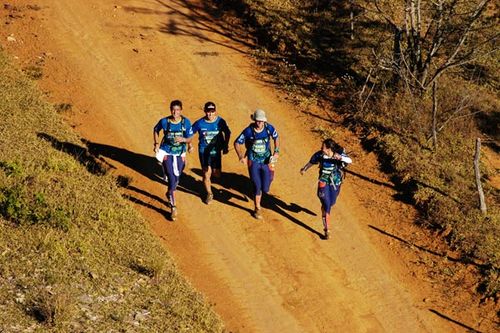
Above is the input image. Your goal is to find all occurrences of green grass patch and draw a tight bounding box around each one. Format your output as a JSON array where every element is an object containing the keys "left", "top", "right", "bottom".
[{"left": 0, "top": 49, "right": 223, "bottom": 331}]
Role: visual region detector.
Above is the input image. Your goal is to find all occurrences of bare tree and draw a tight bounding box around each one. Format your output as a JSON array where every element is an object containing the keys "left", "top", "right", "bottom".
[{"left": 366, "top": 0, "right": 498, "bottom": 92}]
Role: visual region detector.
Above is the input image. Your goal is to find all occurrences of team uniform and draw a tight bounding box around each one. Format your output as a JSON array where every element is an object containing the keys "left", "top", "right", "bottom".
[
  {"left": 308, "top": 150, "right": 352, "bottom": 214},
  {"left": 153, "top": 116, "right": 194, "bottom": 206},
  {"left": 192, "top": 116, "right": 230, "bottom": 169},
  {"left": 235, "top": 123, "right": 278, "bottom": 196}
]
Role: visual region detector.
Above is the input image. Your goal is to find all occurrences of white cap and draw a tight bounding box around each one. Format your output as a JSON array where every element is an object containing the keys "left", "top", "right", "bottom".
[{"left": 251, "top": 109, "right": 267, "bottom": 122}]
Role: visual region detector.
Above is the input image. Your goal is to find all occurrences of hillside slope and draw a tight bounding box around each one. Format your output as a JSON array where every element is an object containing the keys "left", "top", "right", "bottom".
[{"left": 0, "top": 50, "right": 222, "bottom": 331}]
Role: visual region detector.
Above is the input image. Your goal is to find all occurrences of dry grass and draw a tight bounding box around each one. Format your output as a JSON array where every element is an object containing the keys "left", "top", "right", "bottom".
[
  {"left": 0, "top": 51, "right": 223, "bottom": 331},
  {"left": 218, "top": 0, "right": 500, "bottom": 297}
]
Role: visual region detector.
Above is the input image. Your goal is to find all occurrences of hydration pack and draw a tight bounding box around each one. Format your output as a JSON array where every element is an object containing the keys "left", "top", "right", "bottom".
[
  {"left": 245, "top": 123, "right": 272, "bottom": 149},
  {"left": 163, "top": 116, "right": 187, "bottom": 153}
]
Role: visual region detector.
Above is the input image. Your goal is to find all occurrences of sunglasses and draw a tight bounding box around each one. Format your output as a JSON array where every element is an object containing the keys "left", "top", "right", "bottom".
[{"left": 205, "top": 109, "right": 216, "bottom": 113}]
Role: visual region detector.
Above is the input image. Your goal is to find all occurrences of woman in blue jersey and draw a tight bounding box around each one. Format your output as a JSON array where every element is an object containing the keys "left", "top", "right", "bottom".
[
  {"left": 189, "top": 101, "right": 231, "bottom": 204},
  {"left": 234, "top": 109, "right": 280, "bottom": 220},
  {"left": 300, "top": 138, "right": 352, "bottom": 239},
  {"left": 153, "top": 100, "right": 194, "bottom": 221}
]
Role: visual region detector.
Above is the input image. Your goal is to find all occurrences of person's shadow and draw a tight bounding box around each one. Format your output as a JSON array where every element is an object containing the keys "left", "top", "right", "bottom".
[
  {"left": 262, "top": 193, "right": 323, "bottom": 239},
  {"left": 38, "top": 133, "right": 320, "bottom": 231},
  {"left": 190, "top": 168, "right": 254, "bottom": 215},
  {"left": 192, "top": 168, "right": 321, "bottom": 238},
  {"left": 81, "top": 138, "right": 165, "bottom": 184},
  {"left": 37, "top": 133, "right": 204, "bottom": 221}
]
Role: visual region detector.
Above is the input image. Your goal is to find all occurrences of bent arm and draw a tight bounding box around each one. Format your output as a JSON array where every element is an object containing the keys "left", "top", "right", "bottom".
[
  {"left": 336, "top": 153, "right": 352, "bottom": 164},
  {"left": 174, "top": 136, "right": 192, "bottom": 144},
  {"left": 272, "top": 136, "right": 280, "bottom": 155},
  {"left": 153, "top": 130, "right": 160, "bottom": 152},
  {"left": 234, "top": 141, "right": 245, "bottom": 161},
  {"left": 300, "top": 162, "right": 313, "bottom": 174},
  {"left": 223, "top": 132, "right": 231, "bottom": 153}
]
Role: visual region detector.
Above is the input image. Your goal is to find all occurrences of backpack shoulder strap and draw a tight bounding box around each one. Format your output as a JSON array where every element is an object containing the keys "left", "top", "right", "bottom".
[
  {"left": 265, "top": 123, "right": 272, "bottom": 138},
  {"left": 165, "top": 116, "right": 172, "bottom": 133},
  {"left": 166, "top": 116, "right": 185, "bottom": 134}
]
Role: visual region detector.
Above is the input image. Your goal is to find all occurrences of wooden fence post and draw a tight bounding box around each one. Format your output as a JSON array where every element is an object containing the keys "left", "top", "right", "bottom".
[
  {"left": 432, "top": 81, "right": 438, "bottom": 148},
  {"left": 350, "top": 0, "right": 355, "bottom": 40},
  {"left": 474, "top": 138, "right": 487, "bottom": 214}
]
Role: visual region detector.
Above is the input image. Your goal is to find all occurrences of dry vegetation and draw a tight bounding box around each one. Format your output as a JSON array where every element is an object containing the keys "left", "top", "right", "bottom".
[
  {"left": 216, "top": 0, "right": 500, "bottom": 298},
  {"left": 0, "top": 50, "right": 223, "bottom": 331}
]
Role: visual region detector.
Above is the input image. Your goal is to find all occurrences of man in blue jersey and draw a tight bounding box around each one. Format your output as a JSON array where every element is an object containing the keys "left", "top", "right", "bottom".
[
  {"left": 189, "top": 101, "right": 231, "bottom": 204},
  {"left": 153, "top": 99, "right": 194, "bottom": 221},
  {"left": 300, "top": 138, "right": 352, "bottom": 239},
  {"left": 234, "top": 109, "right": 280, "bottom": 220}
]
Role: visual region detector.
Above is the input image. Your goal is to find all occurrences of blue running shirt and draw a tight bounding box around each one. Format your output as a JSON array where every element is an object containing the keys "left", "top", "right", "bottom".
[
  {"left": 192, "top": 116, "right": 230, "bottom": 155},
  {"left": 235, "top": 123, "right": 278, "bottom": 163},
  {"left": 309, "top": 151, "right": 348, "bottom": 186},
  {"left": 154, "top": 116, "right": 194, "bottom": 155}
]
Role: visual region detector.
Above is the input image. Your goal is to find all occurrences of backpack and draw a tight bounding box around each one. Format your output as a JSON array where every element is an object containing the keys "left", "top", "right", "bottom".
[
  {"left": 166, "top": 116, "right": 186, "bottom": 134},
  {"left": 163, "top": 116, "right": 187, "bottom": 153},
  {"left": 321, "top": 146, "right": 349, "bottom": 186},
  {"left": 245, "top": 123, "right": 272, "bottom": 150}
]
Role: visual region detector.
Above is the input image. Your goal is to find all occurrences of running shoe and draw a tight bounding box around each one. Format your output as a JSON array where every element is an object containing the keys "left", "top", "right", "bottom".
[
  {"left": 324, "top": 229, "right": 330, "bottom": 240},
  {"left": 205, "top": 192, "right": 214, "bottom": 204},
  {"left": 253, "top": 208, "right": 263, "bottom": 220},
  {"left": 165, "top": 192, "right": 171, "bottom": 208},
  {"left": 171, "top": 206, "right": 178, "bottom": 221}
]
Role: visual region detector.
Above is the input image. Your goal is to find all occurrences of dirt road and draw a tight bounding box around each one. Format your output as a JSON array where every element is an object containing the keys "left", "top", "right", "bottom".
[{"left": 2, "top": 0, "right": 484, "bottom": 331}]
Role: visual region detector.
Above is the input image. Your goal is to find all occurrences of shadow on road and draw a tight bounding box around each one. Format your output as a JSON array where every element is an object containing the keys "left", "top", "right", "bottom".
[
  {"left": 429, "top": 309, "right": 483, "bottom": 333},
  {"left": 191, "top": 168, "right": 321, "bottom": 238},
  {"left": 262, "top": 193, "right": 323, "bottom": 239},
  {"left": 368, "top": 225, "right": 488, "bottom": 269},
  {"left": 122, "top": 0, "right": 254, "bottom": 55},
  {"left": 345, "top": 169, "right": 395, "bottom": 190},
  {"left": 39, "top": 132, "right": 322, "bottom": 237}
]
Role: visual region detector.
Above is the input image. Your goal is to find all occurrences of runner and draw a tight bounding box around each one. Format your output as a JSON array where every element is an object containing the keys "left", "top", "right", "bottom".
[
  {"left": 300, "top": 138, "right": 352, "bottom": 239},
  {"left": 189, "top": 101, "right": 231, "bottom": 204},
  {"left": 234, "top": 109, "right": 280, "bottom": 220},
  {"left": 153, "top": 100, "right": 194, "bottom": 221}
]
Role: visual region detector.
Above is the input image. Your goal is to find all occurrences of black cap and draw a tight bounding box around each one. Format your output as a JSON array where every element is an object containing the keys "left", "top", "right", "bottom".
[{"left": 204, "top": 101, "right": 216, "bottom": 111}]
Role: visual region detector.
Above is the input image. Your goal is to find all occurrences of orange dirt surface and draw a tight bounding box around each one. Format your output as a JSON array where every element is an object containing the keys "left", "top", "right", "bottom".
[{"left": 1, "top": 1, "right": 497, "bottom": 332}]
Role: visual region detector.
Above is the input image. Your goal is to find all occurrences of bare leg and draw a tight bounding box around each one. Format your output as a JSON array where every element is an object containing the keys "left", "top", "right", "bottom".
[
  {"left": 254, "top": 194, "right": 263, "bottom": 219},
  {"left": 322, "top": 207, "right": 330, "bottom": 239},
  {"left": 203, "top": 166, "right": 214, "bottom": 204},
  {"left": 203, "top": 166, "right": 212, "bottom": 195},
  {"left": 212, "top": 169, "right": 222, "bottom": 184}
]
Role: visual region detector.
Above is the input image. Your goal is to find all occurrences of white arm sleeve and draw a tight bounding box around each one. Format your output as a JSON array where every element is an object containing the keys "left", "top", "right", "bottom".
[{"left": 340, "top": 154, "right": 352, "bottom": 164}]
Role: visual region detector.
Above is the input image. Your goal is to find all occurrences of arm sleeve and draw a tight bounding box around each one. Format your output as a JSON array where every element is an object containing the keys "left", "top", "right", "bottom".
[
  {"left": 153, "top": 119, "right": 163, "bottom": 134},
  {"left": 221, "top": 119, "right": 231, "bottom": 136},
  {"left": 269, "top": 124, "right": 278, "bottom": 138},
  {"left": 309, "top": 151, "right": 322, "bottom": 164},
  {"left": 235, "top": 128, "right": 249, "bottom": 145},
  {"left": 191, "top": 120, "right": 200, "bottom": 134},
  {"left": 340, "top": 153, "right": 352, "bottom": 164},
  {"left": 184, "top": 119, "right": 194, "bottom": 138}
]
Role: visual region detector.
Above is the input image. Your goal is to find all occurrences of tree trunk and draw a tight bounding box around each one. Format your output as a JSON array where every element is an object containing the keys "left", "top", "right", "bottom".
[
  {"left": 392, "top": 27, "right": 402, "bottom": 85},
  {"left": 474, "top": 138, "right": 487, "bottom": 214}
]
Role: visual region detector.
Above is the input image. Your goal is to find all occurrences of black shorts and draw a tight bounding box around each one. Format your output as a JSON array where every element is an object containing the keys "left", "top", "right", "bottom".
[{"left": 199, "top": 149, "right": 222, "bottom": 169}]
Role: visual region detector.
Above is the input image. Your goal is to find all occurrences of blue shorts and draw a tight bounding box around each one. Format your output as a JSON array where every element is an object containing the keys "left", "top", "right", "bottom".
[
  {"left": 199, "top": 149, "right": 222, "bottom": 170},
  {"left": 317, "top": 181, "right": 341, "bottom": 214},
  {"left": 248, "top": 160, "right": 273, "bottom": 196}
]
